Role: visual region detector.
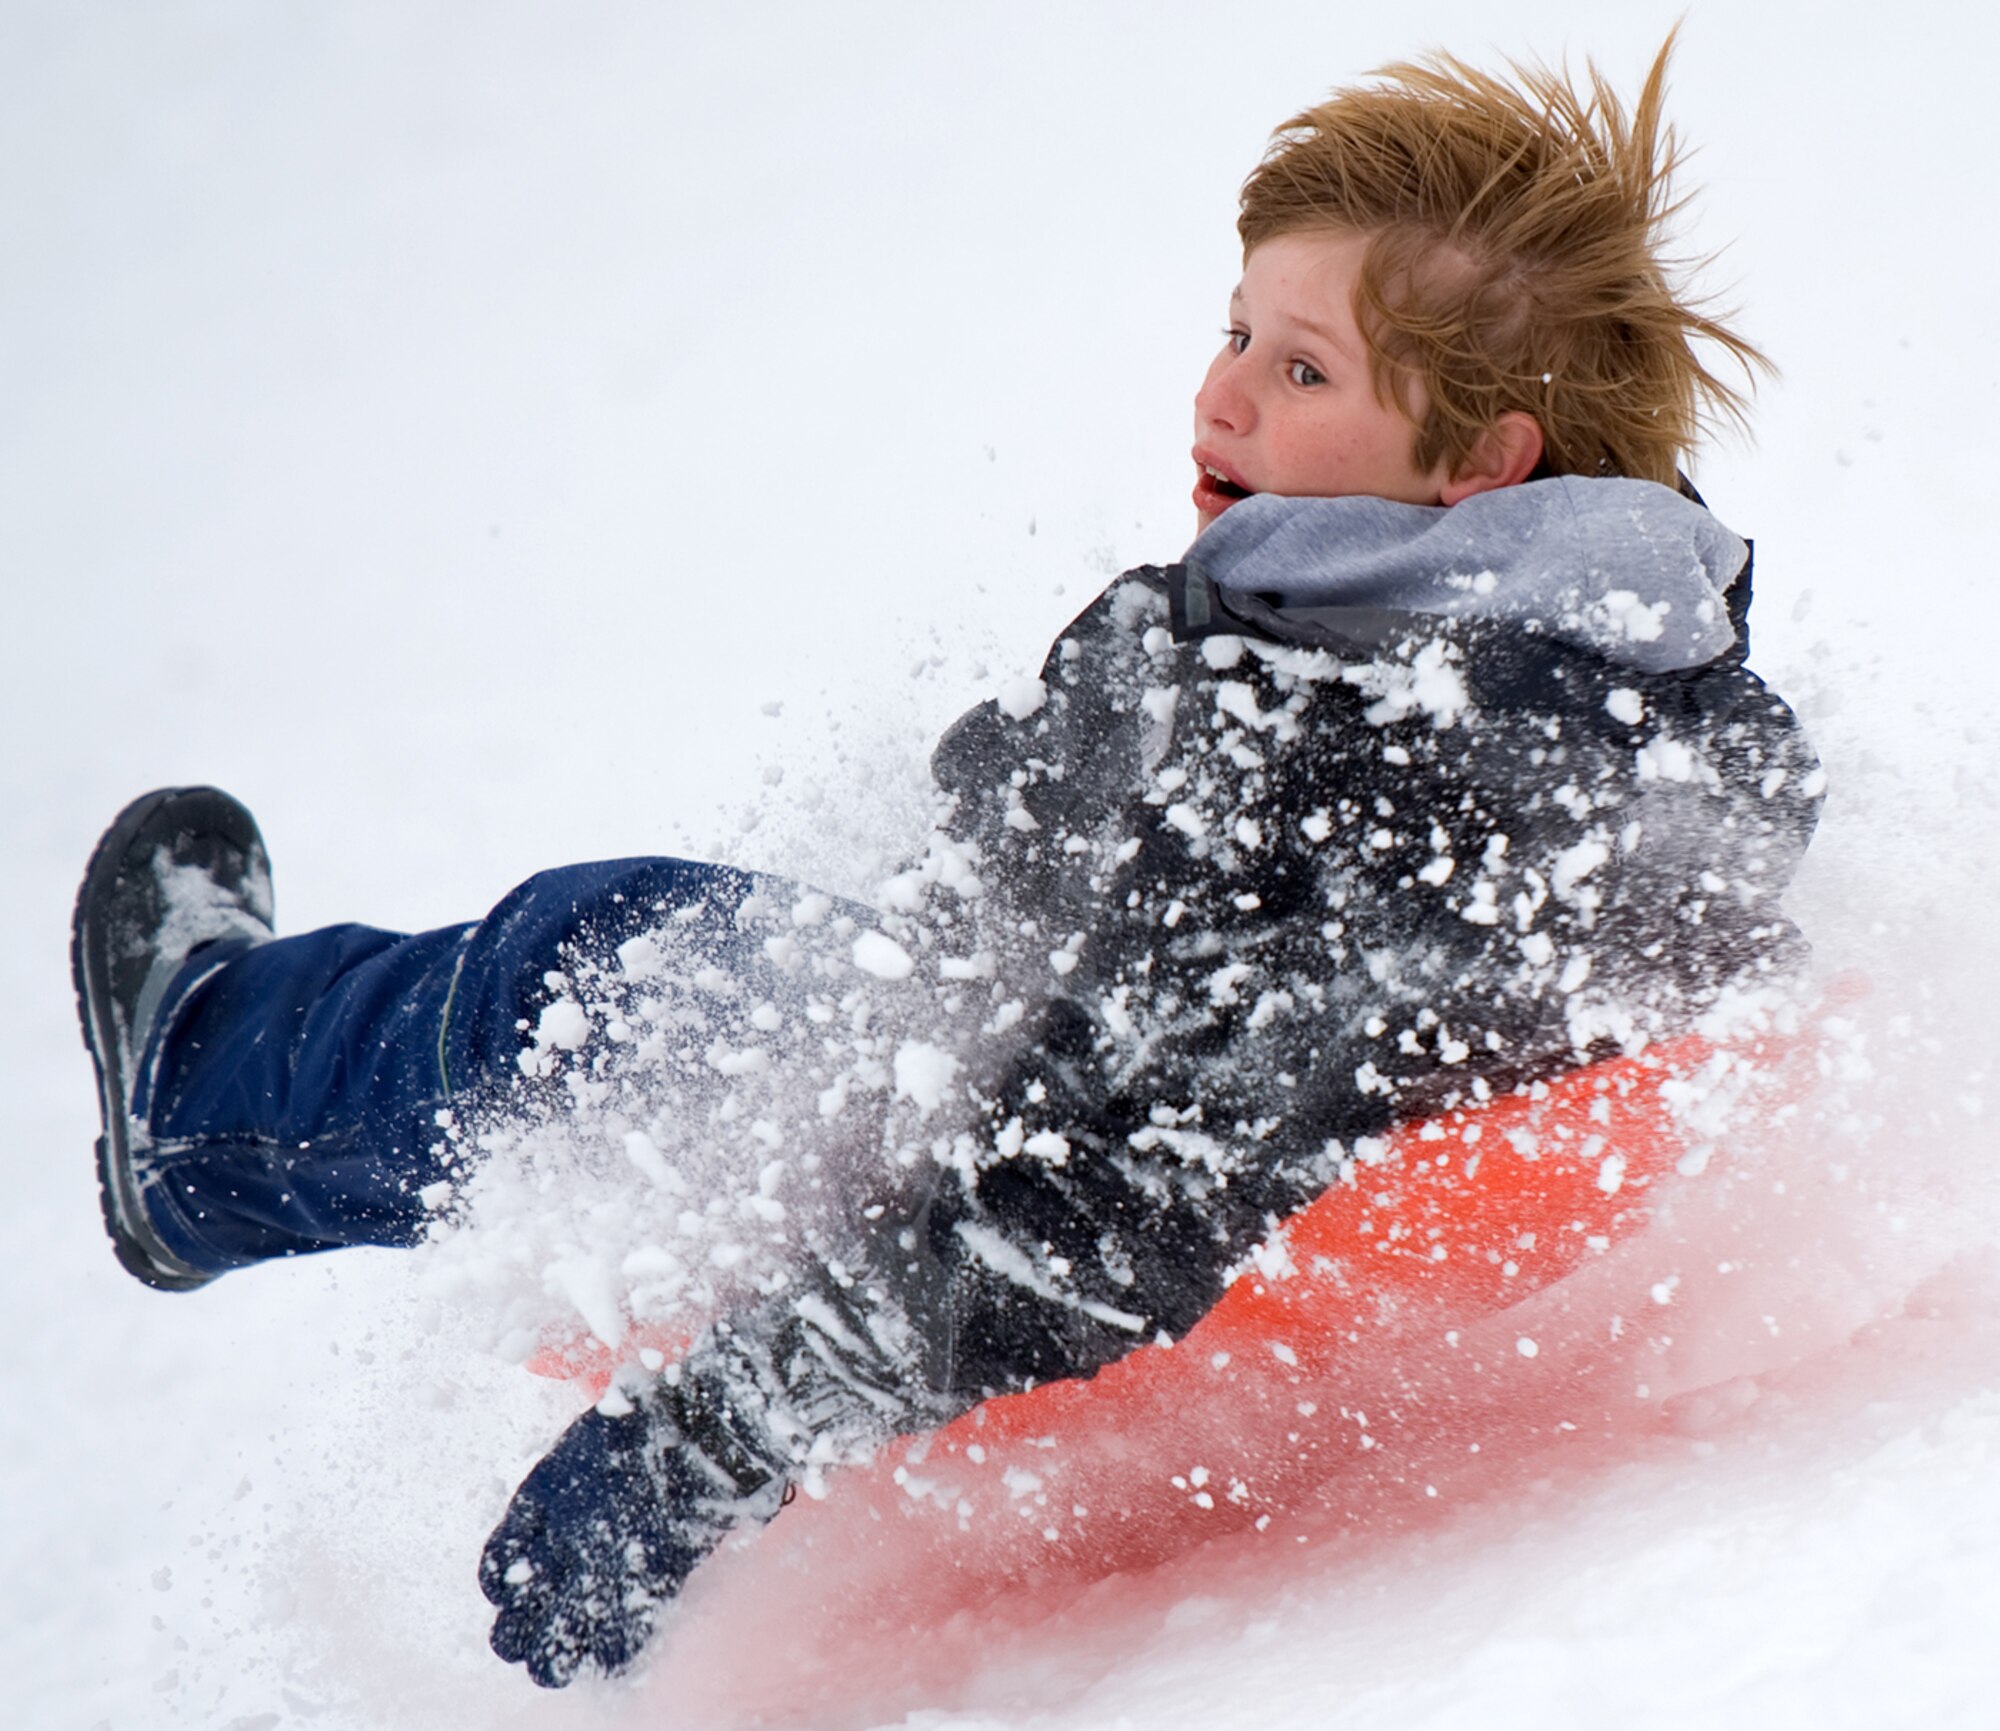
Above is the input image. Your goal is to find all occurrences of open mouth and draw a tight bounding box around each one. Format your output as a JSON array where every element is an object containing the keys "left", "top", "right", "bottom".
[
  {"left": 1192, "top": 451, "right": 1256, "bottom": 519},
  {"left": 1193, "top": 458, "right": 1257, "bottom": 521}
]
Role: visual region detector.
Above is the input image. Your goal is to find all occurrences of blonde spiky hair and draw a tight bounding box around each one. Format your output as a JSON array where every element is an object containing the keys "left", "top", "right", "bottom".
[{"left": 1238, "top": 30, "right": 1768, "bottom": 486}]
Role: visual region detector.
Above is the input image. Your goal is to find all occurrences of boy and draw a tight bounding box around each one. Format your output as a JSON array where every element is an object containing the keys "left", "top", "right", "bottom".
[{"left": 72, "top": 39, "right": 1819, "bottom": 1688}]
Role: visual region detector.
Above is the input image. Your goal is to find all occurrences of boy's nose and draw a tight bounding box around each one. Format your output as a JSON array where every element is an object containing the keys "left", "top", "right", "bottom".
[{"left": 1195, "top": 353, "right": 1255, "bottom": 436}]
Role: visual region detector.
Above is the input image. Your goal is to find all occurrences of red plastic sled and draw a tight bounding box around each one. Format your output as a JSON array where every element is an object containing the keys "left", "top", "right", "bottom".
[
  {"left": 533, "top": 1025, "right": 1747, "bottom": 1473},
  {"left": 548, "top": 1008, "right": 1842, "bottom": 1717}
]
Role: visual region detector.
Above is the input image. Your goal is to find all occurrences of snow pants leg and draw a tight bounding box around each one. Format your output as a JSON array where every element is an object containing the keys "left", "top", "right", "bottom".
[{"left": 132, "top": 856, "right": 766, "bottom": 1278}]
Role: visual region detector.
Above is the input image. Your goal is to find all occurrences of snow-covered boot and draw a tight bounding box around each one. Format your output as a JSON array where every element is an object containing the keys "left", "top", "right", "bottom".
[{"left": 71, "top": 786, "right": 274, "bottom": 1292}]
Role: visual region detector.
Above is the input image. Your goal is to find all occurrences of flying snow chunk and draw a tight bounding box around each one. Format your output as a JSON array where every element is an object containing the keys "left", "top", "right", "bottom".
[
  {"left": 624, "top": 1130, "right": 674, "bottom": 1187},
  {"left": 1590, "top": 589, "right": 1669, "bottom": 645},
  {"left": 1216, "top": 682, "right": 1267, "bottom": 731},
  {"left": 1207, "top": 961, "right": 1255, "bottom": 1006},
  {"left": 550, "top": 1256, "right": 625, "bottom": 1350},
  {"left": 616, "top": 934, "right": 664, "bottom": 980},
  {"left": 996, "top": 676, "right": 1047, "bottom": 720},
  {"left": 1636, "top": 736, "right": 1700, "bottom": 783},
  {"left": 893, "top": 1041, "right": 960, "bottom": 1113},
  {"left": 1552, "top": 839, "right": 1610, "bottom": 899},
  {"left": 1352, "top": 640, "right": 1469, "bottom": 727},
  {"left": 852, "top": 931, "right": 915, "bottom": 980},
  {"left": 1604, "top": 687, "right": 1646, "bottom": 725},
  {"left": 1023, "top": 1130, "right": 1071, "bottom": 1164},
  {"left": 534, "top": 1000, "right": 591, "bottom": 1051}
]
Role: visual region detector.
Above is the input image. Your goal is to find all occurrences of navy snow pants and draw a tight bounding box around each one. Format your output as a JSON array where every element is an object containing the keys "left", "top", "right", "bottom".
[{"left": 134, "top": 857, "right": 765, "bottom": 1278}]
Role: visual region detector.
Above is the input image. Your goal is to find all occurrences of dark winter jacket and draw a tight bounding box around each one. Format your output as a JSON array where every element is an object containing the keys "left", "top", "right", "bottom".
[{"left": 652, "top": 479, "right": 1822, "bottom": 1493}]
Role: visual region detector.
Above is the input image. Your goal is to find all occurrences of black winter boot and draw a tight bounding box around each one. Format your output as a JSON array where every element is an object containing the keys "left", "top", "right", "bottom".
[{"left": 71, "top": 786, "right": 274, "bottom": 1291}]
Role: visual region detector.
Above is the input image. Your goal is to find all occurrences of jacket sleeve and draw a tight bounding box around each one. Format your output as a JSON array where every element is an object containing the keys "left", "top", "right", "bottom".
[
  {"left": 612, "top": 573, "right": 1338, "bottom": 1444},
  {"left": 918, "top": 570, "right": 1404, "bottom": 1397}
]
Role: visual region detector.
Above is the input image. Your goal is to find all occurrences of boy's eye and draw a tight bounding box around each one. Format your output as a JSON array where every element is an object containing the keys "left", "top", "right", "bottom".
[
  {"left": 1289, "top": 359, "right": 1326, "bottom": 386},
  {"left": 1225, "top": 327, "right": 1249, "bottom": 355}
]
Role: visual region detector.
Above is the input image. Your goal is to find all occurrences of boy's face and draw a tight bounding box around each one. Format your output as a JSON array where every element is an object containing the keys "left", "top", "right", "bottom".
[{"left": 1192, "top": 229, "right": 1448, "bottom": 531}]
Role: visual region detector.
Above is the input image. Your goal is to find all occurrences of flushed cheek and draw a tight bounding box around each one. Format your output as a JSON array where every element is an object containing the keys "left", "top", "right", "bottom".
[{"left": 1270, "top": 420, "right": 1359, "bottom": 487}]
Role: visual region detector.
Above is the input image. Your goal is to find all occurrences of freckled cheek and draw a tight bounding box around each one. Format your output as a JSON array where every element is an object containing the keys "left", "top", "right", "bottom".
[{"left": 1270, "top": 414, "right": 1357, "bottom": 489}]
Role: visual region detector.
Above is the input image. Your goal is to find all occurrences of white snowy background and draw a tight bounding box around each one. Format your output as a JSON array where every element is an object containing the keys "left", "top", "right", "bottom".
[{"left": 5, "top": 2, "right": 1998, "bottom": 1727}]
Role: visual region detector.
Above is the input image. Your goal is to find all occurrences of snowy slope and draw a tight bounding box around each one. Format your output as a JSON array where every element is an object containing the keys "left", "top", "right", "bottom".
[{"left": 3, "top": 3, "right": 1997, "bottom": 1727}]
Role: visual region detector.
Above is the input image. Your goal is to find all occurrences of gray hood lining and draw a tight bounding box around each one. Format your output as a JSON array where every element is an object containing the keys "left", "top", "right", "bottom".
[{"left": 1184, "top": 477, "right": 1747, "bottom": 674}]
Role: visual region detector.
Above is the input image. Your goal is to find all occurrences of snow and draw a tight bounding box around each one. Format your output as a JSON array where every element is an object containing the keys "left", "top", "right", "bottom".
[
  {"left": 5, "top": 3, "right": 2000, "bottom": 1729},
  {"left": 1604, "top": 688, "right": 1646, "bottom": 726},
  {"left": 851, "top": 930, "right": 916, "bottom": 981},
  {"left": 892, "top": 1041, "right": 960, "bottom": 1114},
  {"left": 994, "top": 676, "right": 1048, "bottom": 722}
]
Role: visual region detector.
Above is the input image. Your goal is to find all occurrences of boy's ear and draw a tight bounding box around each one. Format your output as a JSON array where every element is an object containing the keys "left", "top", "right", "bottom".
[{"left": 1439, "top": 412, "right": 1545, "bottom": 505}]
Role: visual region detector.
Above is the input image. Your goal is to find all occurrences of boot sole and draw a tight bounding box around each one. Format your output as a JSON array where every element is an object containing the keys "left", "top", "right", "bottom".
[{"left": 70, "top": 787, "right": 262, "bottom": 1292}]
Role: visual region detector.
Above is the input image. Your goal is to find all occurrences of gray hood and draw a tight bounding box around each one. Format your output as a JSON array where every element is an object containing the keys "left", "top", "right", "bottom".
[{"left": 1185, "top": 476, "right": 1746, "bottom": 674}]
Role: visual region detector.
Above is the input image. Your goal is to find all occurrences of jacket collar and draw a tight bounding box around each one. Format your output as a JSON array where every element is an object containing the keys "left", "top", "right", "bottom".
[{"left": 1180, "top": 478, "right": 1748, "bottom": 675}]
